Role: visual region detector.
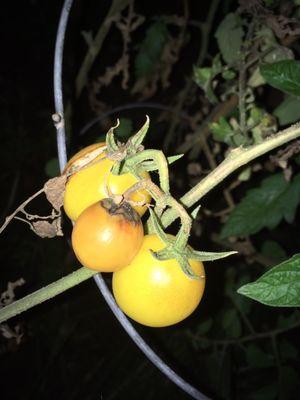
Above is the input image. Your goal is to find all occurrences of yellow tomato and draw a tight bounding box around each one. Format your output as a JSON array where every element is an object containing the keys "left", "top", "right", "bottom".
[
  {"left": 112, "top": 234, "right": 205, "bottom": 327},
  {"left": 72, "top": 198, "right": 144, "bottom": 272},
  {"left": 63, "top": 143, "right": 151, "bottom": 221}
]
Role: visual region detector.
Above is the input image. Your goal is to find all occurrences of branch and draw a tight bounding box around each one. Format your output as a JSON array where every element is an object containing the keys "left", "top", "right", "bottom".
[
  {"left": 0, "top": 268, "right": 96, "bottom": 324},
  {"left": 0, "top": 188, "right": 44, "bottom": 234},
  {"left": 188, "top": 320, "right": 300, "bottom": 346},
  {"left": 161, "top": 122, "right": 300, "bottom": 227}
]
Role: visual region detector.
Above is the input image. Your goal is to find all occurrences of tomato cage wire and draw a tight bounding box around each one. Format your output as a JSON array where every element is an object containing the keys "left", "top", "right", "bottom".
[{"left": 53, "top": 1, "right": 209, "bottom": 399}]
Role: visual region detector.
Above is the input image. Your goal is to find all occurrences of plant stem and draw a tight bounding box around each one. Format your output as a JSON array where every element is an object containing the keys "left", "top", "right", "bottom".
[
  {"left": 161, "top": 122, "right": 300, "bottom": 227},
  {"left": 188, "top": 320, "right": 300, "bottom": 345},
  {"left": 0, "top": 268, "right": 97, "bottom": 324}
]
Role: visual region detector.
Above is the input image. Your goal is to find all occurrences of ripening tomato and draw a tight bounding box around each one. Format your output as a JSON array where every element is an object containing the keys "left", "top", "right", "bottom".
[
  {"left": 112, "top": 234, "right": 205, "bottom": 327},
  {"left": 71, "top": 198, "right": 144, "bottom": 272},
  {"left": 63, "top": 143, "right": 151, "bottom": 221}
]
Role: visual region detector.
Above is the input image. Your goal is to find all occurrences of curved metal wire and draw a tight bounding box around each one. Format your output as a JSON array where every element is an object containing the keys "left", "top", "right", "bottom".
[
  {"left": 79, "top": 102, "right": 192, "bottom": 136},
  {"left": 53, "top": 1, "right": 209, "bottom": 399}
]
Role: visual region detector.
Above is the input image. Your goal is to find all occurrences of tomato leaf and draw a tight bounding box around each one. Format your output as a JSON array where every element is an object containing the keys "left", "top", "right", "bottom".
[
  {"left": 215, "top": 13, "right": 243, "bottom": 64},
  {"left": 237, "top": 254, "right": 300, "bottom": 306},
  {"left": 273, "top": 95, "right": 300, "bottom": 125},
  {"left": 221, "top": 173, "right": 300, "bottom": 238},
  {"left": 209, "top": 116, "right": 234, "bottom": 144},
  {"left": 194, "top": 55, "right": 222, "bottom": 103},
  {"left": 260, "top": 60, "right": 300, "bottom": 97},
  {"left": 261, "top": 240, "right": 287, "bottom": 262}
]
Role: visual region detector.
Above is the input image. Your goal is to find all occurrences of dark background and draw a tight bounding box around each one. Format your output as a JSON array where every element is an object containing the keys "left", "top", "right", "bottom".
[{"left": 1, "top": 1, "right": 300, "bottom": 399}]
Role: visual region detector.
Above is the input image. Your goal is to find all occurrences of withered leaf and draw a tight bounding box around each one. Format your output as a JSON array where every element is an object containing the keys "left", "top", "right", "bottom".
[
  {"left": 32, "top": 218, "right": 63, "bottom": 238},
  {"left": 0, "top": 279, "right": 25, "bottom": 307},
  {"left": 44, "top": 175, "right": 67, "bottom": 211}
]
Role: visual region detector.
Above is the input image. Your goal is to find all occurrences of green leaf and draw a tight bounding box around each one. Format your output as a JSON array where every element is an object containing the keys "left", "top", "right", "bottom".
[
  {"left": 274, "top": 95, "right": 300, "bottom": 125},
  {"left": 245, "top": 344, "right": 274, "bottom": 368},
  {"left": 260, "top": 60, "right": 300, "bottom": 97},
  {"left": 215, "top": 13, "right": 244, "bottom": 64},
  {"left": 195, "top": 318, "right": 213, "bottom": 335},
  {"left": 209, "top": 116, "right": 234, "bottom": 143},
  {"left": 45, "top": 158, "right": 60, "bottom": 177},
  {"left": 194, "top": 55, "right": 222, "bottom": 103},
  {"left": 222, "top": 69, "right": 236, "bottom": 80},
  {"left": 115, "top": 118, "right": 133, "bottom": 140},
  {"left": 221, "top": 173, "right": 300, "bottom": 238},
  {"left": 222, "top": 308, "right": 242, "bottom": 338},
  {"left": 134, "top": 21, "right": 168, "bottom": 79},
  {"left": 261, "top": 240, "right": 287, "bottom": 262},
  {"left": 237, "top": 253, "right": 300, "bottom": 306}
]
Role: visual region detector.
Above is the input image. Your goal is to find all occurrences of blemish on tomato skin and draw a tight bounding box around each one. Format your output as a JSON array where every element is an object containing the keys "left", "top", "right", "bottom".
[{"left": 100, "top": 198, "right": 141, "bottom": 224}]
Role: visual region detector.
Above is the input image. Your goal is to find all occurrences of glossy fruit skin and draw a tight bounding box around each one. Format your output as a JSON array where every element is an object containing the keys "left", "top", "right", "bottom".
[
  {"left": 112, "top": 234, "right": 205, "bottom": 327},
  {"left": 71, "top": 198, "right": 144, "bottom": 272},
  {"left": 64, "top": 143, "right": 151, "bottom": 221}
]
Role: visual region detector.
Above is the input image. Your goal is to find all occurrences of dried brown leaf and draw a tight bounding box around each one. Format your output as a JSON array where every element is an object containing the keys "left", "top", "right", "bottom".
[
  {"left": 32, "top": 218, "right": 63, "bottom": 238},
  {"left": 44, "top": 175, "right": 67, "bottom": 211},
  {"left": 0, "top": 279, "right": 25, "bottom": 307},
  {"left": 0, "top": 323, "right": 24, "bottom": 344}
]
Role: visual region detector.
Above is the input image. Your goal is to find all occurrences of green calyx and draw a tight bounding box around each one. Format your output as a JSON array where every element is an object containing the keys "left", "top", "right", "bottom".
[
  {"left": 105, "top": 116, "right": 181, "bottom": 182},
  {"left": 149, "top": 208, "right": 237, "bottom": 279}
]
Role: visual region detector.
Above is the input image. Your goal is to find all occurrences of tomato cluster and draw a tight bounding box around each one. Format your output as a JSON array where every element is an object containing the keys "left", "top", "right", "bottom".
[{"left": 64, "top": 144, "right": 205, "bottom": 327}]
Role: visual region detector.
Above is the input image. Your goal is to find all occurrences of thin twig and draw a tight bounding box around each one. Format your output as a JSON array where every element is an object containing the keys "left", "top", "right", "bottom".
[
  {"left": 161, "top": 122, "right": 300, "bottom": 228},
  {"left": 189, "top": 320, "right": 300, "bottom": 346},
  {"left": 0, "top": 188, "right": 44, "bottom": 235}
]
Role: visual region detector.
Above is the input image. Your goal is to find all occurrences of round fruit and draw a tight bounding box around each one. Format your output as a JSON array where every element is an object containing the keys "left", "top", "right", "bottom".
[
  {"left": 64, "top": 143, "right": 151, "bottom": 221},
  {"left": 71, "top": 198, "right": 144, "bottom": 272},
  {"left": 112, "top": 234, "right": 205, "bottom": 327}
]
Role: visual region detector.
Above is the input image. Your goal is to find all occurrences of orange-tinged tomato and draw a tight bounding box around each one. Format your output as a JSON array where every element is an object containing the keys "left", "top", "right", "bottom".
[
  {"left": 112, "top": 234, "right": 205, "bottom": 327},
  {"left": 71, "top": 198, "right": 144, "bottom": 272},
  {"left": 64, "top": 143, "right": 151, "bottom": 221}
]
